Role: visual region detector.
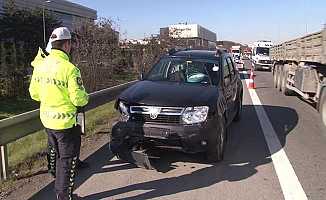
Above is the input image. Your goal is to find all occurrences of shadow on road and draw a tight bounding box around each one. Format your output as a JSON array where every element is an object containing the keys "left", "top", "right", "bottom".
[
  {"left": 28, "top": 144, "right": 134, "bottom": 200},
  {"left": 29, "top": 105, "right": 298, "bottom": 200}
]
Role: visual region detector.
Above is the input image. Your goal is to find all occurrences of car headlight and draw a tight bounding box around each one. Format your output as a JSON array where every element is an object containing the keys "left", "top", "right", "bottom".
[
  {"left": 182, "top": 106, "right": 209, "bottom": 124},
  {"left": 119, "top": 101, "right": 130, "bottom": 122}
]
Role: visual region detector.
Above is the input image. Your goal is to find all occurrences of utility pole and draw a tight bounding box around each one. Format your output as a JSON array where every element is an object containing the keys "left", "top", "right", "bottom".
[{"left": 42, "top": 0, "right": 51, "bottom": 48}]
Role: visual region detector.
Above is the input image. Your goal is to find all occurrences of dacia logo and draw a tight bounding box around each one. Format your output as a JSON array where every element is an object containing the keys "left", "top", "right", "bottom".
[{"left": 148, "top": 107, "right": 161, "bottom": 119}]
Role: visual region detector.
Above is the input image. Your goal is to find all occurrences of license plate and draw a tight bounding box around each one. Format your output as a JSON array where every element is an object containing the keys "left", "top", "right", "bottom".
[{"left": 144, "top": 127, "right": 169, "bottom": 139}]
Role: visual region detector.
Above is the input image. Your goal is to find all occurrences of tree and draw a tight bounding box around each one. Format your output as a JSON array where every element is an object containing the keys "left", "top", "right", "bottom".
[
  {"left": 127, "top": 28, "right": 186, "bottom": 74},
  {"left": 72, "top": 18, "right": 128, "bottom": 92},
  {"left": 0, "top": 0, "right": 61, "bottom": 54},
  {"left": 0, "top": 0, "right": 62, "bottom": 98}
]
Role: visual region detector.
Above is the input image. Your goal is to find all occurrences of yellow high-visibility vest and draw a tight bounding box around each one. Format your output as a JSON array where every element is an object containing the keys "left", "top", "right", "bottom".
[{"left": 29, "top": 49, "right": 89, "bottom": 130}]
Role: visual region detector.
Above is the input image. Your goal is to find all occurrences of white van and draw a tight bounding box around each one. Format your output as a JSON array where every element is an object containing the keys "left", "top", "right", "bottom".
[{"left": 252, "top": 41, "right": 273, "bottom": 71}]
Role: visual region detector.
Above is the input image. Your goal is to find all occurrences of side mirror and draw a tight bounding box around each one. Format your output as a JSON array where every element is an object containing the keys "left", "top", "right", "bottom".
[{"left": 212, "top": 66, "right": 219, "bottom": 72}]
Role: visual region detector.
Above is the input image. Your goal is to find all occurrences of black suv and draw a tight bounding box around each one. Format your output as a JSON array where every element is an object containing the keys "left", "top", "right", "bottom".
[{"left": 110, "top": 49, "right": 243, "bottom": 163}]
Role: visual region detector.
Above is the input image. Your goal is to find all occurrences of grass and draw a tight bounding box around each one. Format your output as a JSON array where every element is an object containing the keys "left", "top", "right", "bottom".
[
  {"left": 85, "top": 101, "right": 119, "bottom": 134},
  {"left": 5, "top": 100, "right": 118, "bottom": 179},
  {"left": 0, "top": 98, "right": 39, "bottom": 120},
  {"left": 8, "top": 130, "right": 48, "bottom": 168},
  {"left": 112, "top": 71, "right": 138, "bottom": 82}
]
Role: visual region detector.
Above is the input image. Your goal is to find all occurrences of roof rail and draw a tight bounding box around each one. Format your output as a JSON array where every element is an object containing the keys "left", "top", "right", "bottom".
[
  {"left": 168, "top": 47, "right": 189, "bottom": 55},
  {"left": 216, "top": 48, "right": 228, "bottom": 55}
]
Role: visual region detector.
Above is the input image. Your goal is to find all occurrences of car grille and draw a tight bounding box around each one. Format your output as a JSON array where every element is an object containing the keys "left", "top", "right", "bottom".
[
  {"left": 131, "top": 114, "right": 181, "bottom": 124},
  {"left": 129, "top": 106, "right": 184, "bottom": 124}
]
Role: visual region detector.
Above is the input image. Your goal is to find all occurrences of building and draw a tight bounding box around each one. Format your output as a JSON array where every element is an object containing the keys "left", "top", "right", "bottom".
[
  {"left": 160, "top": 23, "right": 217, "bottom": 49},
  {"left": 0, "top": 0, "right": 97, "bottom": 29}
]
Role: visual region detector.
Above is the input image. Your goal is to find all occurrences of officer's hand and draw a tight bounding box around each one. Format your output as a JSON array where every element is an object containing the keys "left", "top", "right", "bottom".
[{"left": 76, "top": 106, "right": 85, "bottom": 113}]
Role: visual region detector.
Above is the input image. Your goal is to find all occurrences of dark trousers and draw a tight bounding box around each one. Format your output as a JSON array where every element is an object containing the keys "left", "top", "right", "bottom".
[{"left": 46, "top": 126, "right": 81, "bottom": 200}]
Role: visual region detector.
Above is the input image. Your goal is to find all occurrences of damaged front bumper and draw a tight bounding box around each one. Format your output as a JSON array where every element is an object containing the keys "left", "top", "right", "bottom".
[{"left": 109, "top": 118, "right": 217, "bottom": 169}]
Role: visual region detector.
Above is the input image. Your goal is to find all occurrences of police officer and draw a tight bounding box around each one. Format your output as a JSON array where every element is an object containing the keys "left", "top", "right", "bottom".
[
  {"left": 29, "top": 27, "right": 88, "bottom": 200},
  {"left": 44, "top": 33, "right": 89, "bottom": 176}
]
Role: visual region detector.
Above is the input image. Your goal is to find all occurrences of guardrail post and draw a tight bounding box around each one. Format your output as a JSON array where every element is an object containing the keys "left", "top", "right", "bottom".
[{"left": 0, "top": 145, "right": 8, "bottom": 181}]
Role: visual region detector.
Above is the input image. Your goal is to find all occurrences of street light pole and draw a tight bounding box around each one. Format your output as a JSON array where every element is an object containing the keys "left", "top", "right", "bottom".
[
  {"left": 42, "top": 0, "right": 51, "bottom": 48},
  {"left": 42, "top": 6, "right": 46, "bottom": 48}
]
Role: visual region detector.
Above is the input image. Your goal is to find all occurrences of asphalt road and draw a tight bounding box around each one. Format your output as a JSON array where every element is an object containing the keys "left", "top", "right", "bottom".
[{"left": 21, "top": 60, "right": 326, "bottom": 200}]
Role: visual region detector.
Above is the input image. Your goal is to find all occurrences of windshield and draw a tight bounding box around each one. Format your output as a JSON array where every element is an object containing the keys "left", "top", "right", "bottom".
[
  {"left": 256, "top": 47, "right": 269, "bottom": 56},
  {"left": 232, "top": 50, "right": 240, "bottom": 54},
  {"left": 146, "top": 58, "right": 220, "bottom": 85}
]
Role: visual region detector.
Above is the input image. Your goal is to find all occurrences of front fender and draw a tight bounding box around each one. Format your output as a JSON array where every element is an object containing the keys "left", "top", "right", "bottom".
[{"left": 217, "top": 95, "right": 227, "bottom": 118}]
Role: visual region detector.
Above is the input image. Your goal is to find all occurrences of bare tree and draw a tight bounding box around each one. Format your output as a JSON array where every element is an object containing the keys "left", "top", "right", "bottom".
[{"left": 72, "top": 18, "right": 129, "bottom": 92}]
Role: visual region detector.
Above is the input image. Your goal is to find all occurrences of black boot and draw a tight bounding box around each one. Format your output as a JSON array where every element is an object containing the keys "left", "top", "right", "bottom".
[{"left": 76, "top": 159, "right": 89, "bottom": 169}]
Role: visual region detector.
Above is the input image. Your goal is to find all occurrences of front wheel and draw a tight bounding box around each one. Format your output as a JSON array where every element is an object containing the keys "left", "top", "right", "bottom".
[
  {"left": 206, "top": 117, "right": 227, "bottom": 162},
  {"left": 109, "top": 122, "right": 135, "bottom": 159},
  {"left": 233, "top": 95, "right": 243, "bottom": 122}
]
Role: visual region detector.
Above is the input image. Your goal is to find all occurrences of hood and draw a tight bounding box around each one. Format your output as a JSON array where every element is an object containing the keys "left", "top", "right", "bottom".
[
  {"left": 31, "top": 47, "right": 48, "bottom": 68},
  {"left": 119, "top": 80, "right": 219, "bottom": 107}
]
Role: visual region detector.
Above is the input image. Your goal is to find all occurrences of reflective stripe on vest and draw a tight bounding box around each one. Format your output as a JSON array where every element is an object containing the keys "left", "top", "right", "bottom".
[
  {"left": 34, "top": 77, "right": 68, "bottom": 88},
  {"left": 41, "top": 111, "right": 76, "bottom": 120}
]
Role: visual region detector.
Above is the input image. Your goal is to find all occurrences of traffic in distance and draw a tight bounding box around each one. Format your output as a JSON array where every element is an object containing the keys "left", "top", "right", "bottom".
[{"left": 102, "top": 27, "right": 326, "bottom": 200}]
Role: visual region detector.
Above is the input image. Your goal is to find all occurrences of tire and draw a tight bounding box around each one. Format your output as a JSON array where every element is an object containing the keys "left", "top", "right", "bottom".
[
  {"left": 277, "top": 66, "right": 282, "bottom": 90},
  {"left": 279, "top": 68, "right": 284, "bottom": 91},
  {"left": 273, "top": 65, "right": 279, "bottom": 88},
  {"left": 281, "top": 69, "right": 293, "bottom": 96},
  {"left": 318, "top": 88, "right": 326, "bottom": 128},
  {"left": 233, "top": 95, "right": 243, "bottom": 122},
  {"left": 109, "top": 122, "right": 132, "bottom": 156},
  {"left": 206, "top": 117, "right": 227, "bottom": 162}
]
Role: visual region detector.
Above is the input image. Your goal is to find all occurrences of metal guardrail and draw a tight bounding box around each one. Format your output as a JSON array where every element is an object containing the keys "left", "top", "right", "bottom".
[{"left": 0, "top": 80, "right": 136, "bottom": 181}]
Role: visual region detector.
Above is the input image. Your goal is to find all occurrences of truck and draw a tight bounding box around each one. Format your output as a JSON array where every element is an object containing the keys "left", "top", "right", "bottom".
[
  {"left": 252, "top": 40, "right": 273, "bottom": 71},
  {"left": 231, "top": 45, "right": 244, "bottom": 70},
  {"left": 270, "top": 27, "right": 326, "bottom": 127}
]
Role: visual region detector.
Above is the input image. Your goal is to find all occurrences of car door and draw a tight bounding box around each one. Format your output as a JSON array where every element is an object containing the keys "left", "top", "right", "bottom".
[
  {"left": 226, "top": 56, "right": 239, "bottom": 120},
  {"left": 222, "top": 56, "right": 234, "bottom": 125}
]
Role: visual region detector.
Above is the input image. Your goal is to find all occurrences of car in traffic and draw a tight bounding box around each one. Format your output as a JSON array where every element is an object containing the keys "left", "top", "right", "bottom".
[
  {"left": 109, "top": 49, "right": 243, "bottom": 165},
  {"left": 234, "top": 56, "right": 245, "bottom": 71},
  {"left": 252, "top": 40, "right": 273, "bottom": 71}
]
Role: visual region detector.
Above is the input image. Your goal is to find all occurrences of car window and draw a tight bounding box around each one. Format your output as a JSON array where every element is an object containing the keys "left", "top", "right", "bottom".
[
  {"left": 167, "top": 60, "right": 210, "bottom": 84},
  {"left": 227, "top": 57, "right": 236, "bottom": 76},
  {"left": 147, "top": 59, "right": 170, "bottom": 80},
  {"left": 146, "top": 58, "right": 220, "bottom": 85},
  {"left": 205, "top": 63, "right": 219, "bottom": 86},
  {"left": 223, "top": 58, "right": 231, "bottom": 78},
  {"left": 223, "top": 57, "right": 232, "bottom": 86}
]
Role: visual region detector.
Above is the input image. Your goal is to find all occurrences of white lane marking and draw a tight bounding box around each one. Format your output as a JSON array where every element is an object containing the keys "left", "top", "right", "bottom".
[{"left": 241, "top": 71, "right": 308, "bottom": 200}]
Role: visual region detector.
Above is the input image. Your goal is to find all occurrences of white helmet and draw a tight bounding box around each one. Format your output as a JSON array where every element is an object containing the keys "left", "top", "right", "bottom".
[{"left": 46, "top": 27, "right": 71, "bottom": 53}]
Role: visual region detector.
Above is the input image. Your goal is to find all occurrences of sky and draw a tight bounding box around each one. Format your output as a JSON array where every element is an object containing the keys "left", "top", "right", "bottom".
[{"left": 70, "top": 0, "right": 326, "bottom": 45}]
